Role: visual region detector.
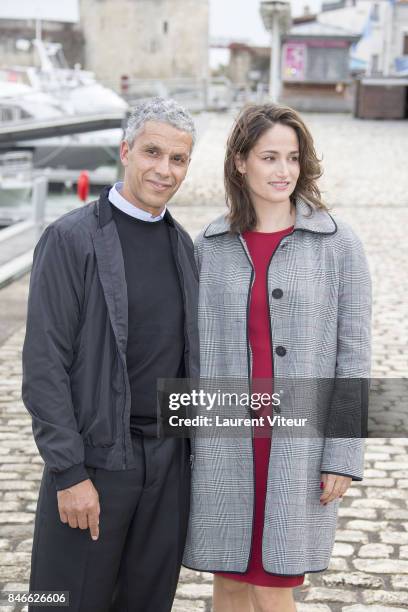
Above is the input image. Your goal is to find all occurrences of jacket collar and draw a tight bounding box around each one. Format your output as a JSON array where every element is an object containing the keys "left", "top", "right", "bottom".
[
  {"left": 204, "top": 195, "right": 337, "bottom": 238},
  {"left": 94, "top": 185, "right": 175, "bottom": 228}
]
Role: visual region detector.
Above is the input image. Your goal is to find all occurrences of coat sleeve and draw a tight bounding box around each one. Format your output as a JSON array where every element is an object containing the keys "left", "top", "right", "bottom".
[
  {"left": 320, "top": 226, "right": 372, "bottom": 481},
  {"left": 22, "top": 224, "right": 90, "bottom": 490}
]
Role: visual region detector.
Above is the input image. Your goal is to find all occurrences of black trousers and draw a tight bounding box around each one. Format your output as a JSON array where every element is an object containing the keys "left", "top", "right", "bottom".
[{"left": 29, "top": 433, "right": 190, "bottom": 612}]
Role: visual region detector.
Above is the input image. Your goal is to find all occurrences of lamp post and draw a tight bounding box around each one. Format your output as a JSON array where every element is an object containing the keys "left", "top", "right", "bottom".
[{"left": 260, "top": 1, "right": 291, "bottom": 102}]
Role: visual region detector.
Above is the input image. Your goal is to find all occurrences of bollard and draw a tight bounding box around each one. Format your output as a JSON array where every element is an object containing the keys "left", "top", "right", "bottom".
[{"left": 77, "top": 170, "right": 90, "bottom": 202}]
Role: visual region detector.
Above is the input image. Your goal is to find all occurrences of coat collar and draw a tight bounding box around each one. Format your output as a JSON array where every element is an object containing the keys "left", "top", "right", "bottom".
[
  {"left": 204, "top": 195, "right": 337, "bottom": 238},
  {"left": 93, "top": 185, "right": 176, "bottom": 228}
]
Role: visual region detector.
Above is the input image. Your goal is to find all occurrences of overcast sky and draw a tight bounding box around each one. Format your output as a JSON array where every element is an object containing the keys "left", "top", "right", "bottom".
[{"left": 210, "top": 0, "right": 323, "bottom": 45}]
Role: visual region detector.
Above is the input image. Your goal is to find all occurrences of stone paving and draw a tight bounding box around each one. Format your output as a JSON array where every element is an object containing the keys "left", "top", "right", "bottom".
[{"left": 0, "top": 111, "right": 407, "bottom": 611}]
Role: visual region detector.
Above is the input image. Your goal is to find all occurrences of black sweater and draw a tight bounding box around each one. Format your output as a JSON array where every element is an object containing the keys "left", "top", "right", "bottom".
[{"left": 111, "top": 205, "right": 185, "bottom": 427}]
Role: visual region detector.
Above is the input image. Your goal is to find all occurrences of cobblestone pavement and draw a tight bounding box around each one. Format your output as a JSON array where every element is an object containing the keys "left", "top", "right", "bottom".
[{"left": 0, "top": 112, "right": 407, "bottom": 611}]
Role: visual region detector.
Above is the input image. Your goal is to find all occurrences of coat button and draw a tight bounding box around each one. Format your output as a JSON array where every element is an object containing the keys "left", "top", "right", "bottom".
[
  {"left": 272, "top": 288, "right": 283, "bottom": 299},
  {"left": 276, "top": 346, "right": 286, "bottom": 357}
]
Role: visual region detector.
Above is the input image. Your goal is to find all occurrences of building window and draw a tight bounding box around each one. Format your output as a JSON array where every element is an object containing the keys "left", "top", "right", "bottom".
[
  {"left": 163, "top": 21, "right": 168, "bottom": 34},
  {"left": 371, "top": 54, "right": 379, "bottom": 74},
  {"left": 403, "top": 34, "right": 408, "bottom": 55},
  {"left": 371, "top": 3, "right": 379, "bottom": 22},
  {"left": 306, "top": 47, "right": 348, "bottom": 82}
]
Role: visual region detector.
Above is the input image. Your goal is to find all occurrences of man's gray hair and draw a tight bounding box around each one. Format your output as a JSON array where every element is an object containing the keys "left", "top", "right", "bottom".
[{"left": 124, "top": 97, "right": 196, "bottom": 149}]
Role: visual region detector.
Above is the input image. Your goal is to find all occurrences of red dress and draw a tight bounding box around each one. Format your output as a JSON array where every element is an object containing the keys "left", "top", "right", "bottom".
[{"left": 216, "top": 226, "right": 304, "bottom": 587}]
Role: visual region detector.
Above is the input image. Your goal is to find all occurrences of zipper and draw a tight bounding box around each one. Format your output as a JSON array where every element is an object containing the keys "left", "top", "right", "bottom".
[
  {"left": 168, "top": 227, "right": 197, "bottom": 456},
  {"left": 173, "top": 230, "right": 190, "bottom": 377},
  {"left": 172, "top": 230, "right": 197, "bottom": 447},
  {"left": 121, "top": 353, "right": 127, "bottom": 469}
]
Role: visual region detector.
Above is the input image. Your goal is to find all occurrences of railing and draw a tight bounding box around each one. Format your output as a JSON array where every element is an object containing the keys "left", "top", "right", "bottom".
[
  {"left": 0, "top": 176, "right": 48, "bottom": 287},
  {"left": 119, "top": 76, "right": 274, "bottom": 112}
]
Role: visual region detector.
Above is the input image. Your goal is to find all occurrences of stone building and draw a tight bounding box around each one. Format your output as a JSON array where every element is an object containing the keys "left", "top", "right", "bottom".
[
  {"left": 228, "top": 43, "right": 270, "bottom": 86},
  {"left": 79, "top": 0, "right": 209, "bottom": 89}
]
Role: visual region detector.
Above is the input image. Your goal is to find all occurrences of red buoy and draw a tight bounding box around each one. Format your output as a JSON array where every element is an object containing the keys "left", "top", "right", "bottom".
[{"left": 77, "top": 171, "right": 90, "bottom": 202}]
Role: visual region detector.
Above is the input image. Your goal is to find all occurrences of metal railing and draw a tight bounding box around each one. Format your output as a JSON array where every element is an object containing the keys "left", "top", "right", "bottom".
[
  {"left": 0, "top": 176, "right": 48, "bottom": 287},
  {"left": 119, "top": 76, "right": 275, "bottom": 112}
]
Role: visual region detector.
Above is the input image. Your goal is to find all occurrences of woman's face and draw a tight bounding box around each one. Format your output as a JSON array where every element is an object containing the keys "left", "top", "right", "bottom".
[{"left": 236, "top": 123, "right": 300, "bottom": 209}]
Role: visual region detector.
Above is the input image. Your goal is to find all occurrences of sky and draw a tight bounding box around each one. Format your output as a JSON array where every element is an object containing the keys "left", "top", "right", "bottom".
[
  {"left": 1, "top": 1, "right": 323, "bottom": 44},
  {"left": 209, "top": 0, "right": 323, "bottom": 45},
  {"left": 0, "top": 0, "right": 79, "bottom": 22}
]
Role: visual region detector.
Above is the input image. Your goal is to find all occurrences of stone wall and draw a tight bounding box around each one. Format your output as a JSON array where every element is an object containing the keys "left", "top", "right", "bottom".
[
  {"left": 228, "top": 47, "right": 252, "bottom": 85},
  {"left": 79, "top": 0, "right": 209, "bottom": 90}
]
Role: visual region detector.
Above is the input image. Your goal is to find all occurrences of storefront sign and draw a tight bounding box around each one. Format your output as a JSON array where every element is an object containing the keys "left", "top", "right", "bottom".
[{"left": 282, "top": 42, "right": 307, "bottom": 81}]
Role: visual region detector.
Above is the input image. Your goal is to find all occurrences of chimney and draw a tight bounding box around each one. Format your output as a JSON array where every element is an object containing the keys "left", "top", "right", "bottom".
[{"left": 303, "top": 5, "right": 311, "bottom": 15}]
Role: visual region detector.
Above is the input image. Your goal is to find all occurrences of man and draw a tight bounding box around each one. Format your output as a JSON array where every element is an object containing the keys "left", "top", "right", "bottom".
[{"left": 22, "top": 97, "right": 199, "bottom": 612}]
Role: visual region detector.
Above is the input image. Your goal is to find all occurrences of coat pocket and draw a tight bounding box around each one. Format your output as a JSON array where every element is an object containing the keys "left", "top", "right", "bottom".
[{"left": 83, "top": 386, "right": 118, "bottom": 448}]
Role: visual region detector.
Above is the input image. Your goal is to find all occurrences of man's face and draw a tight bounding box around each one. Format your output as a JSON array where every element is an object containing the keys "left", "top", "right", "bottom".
[{"left": 120, "top": 121, "right": 193, "bottom": 216}]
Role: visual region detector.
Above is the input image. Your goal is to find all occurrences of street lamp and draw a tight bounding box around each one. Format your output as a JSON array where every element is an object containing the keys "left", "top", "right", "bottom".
[{"left": 260, "top": 1, "right": 291, "bottom": 102}]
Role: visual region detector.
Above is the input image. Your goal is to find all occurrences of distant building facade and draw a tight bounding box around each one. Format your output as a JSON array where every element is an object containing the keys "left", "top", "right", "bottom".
[
  {"left": 280, "top": 21, "right": 360, "bottom": 112},
  {"left": 79, "top": 0, "right": 209, "bottom": 89},
  {"left": 388, "top": 0, "right": 408, "bottom": 75},
  {"left": 224, "top": 20, "right": 359, "bottom": 112},
  {"left": 228, "top": 43, "right": 270, "bottom": 86},
  {"left": 320, "top": 0, "right": 408, "bottom": 76}
]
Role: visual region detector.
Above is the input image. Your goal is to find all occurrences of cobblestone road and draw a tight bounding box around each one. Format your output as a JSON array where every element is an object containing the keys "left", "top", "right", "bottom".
[{"left": 0, "top": 112, "right": 407, "bottom": 611}]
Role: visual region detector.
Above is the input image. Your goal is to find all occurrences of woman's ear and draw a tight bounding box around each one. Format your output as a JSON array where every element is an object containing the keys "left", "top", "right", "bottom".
[{"left": 235, "top": 154, "right": 246, "bottom": 175}]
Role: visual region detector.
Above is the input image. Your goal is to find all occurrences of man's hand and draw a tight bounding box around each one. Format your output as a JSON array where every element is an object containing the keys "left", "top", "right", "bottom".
[
  {"left": 320, "top": 473, "right": 352, "bottom": 505},
  {"left": 57, "top": 479, "right": 100, "bottom": 540}
]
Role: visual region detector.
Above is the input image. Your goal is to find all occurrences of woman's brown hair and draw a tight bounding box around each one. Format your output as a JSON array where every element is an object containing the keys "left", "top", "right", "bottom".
[{"left": 224, "top": 103, "right": 328, "bottom": 233}]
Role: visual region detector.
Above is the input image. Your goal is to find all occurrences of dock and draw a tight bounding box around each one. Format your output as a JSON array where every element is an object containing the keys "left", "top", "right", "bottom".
[{"left": 0, "top": 112, "right": 126, "bottom": 146}]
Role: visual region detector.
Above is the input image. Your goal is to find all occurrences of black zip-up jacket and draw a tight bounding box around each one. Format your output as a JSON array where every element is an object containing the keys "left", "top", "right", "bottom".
[{"left": 22, "top": 188, "right": 199, "bottom": 490}]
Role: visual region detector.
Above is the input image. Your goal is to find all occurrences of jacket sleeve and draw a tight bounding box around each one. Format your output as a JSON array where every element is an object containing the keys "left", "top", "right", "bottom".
[
  {"left": 320, "top": 227, "right": 372, "bottom": 481},
  {"left": 22, "top": 224, "right": 90, "bottom": 490}
]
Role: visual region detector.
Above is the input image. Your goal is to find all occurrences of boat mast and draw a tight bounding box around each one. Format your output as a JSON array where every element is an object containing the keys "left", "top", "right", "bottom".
[{"left": 35, "top": 19, "right": 42, "bottom": 42}]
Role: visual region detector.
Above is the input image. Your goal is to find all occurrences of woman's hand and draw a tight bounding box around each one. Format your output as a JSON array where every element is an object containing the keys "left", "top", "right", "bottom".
[{"left": 320, "top": 473, "right": 352, "bottom": 505}]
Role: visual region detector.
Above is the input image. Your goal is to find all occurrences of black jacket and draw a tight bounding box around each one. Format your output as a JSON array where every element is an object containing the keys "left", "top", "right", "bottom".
[{"left": 22, "top": 188, "right": 199, "bottom": 490}]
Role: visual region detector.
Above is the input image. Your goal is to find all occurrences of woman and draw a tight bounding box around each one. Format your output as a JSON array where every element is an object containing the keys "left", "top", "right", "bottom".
[{"left": 182, "top": 104, "right": 371, "bottom": 612}]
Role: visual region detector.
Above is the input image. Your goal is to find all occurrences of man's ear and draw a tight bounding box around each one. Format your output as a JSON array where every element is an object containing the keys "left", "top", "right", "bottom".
[
  {"left": 120, "top": 140, "right": 130, "bottom": 167},
  {"left": 235, "top": 153, "right": 246, "bottom": 175}
]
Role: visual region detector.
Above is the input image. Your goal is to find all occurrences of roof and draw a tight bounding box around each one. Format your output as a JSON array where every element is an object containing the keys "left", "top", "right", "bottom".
[
  {"left": 228, "top": 42, "right": 270, "bottom": 57},
  {"left": 287, "top": 20, "right": 360, "bottom": 40}
]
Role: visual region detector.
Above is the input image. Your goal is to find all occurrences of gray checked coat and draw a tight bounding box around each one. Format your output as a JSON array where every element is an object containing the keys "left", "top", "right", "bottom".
[{"left": 182, "top": 196, "right": 372, "bottom": 576}]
